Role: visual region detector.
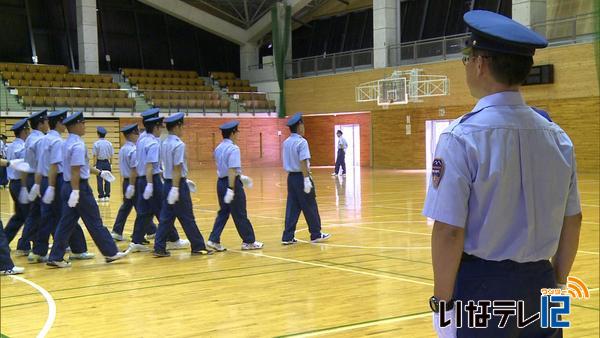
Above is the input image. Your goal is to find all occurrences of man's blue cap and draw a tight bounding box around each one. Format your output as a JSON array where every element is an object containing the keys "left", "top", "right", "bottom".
[
  {"left": 97, "top": 126, "right": 107, "bottom": 134},
  {"left": 165, "top": 112, "right": 185, "bottom": 125},
  {"left": 29, "top": 109, "right": 48, "bottom": 127},
  {"left": 287, "top": 112, "right": 303, "bottom": 127},
  {"left": 120, "top": 123, "right": 139, "bottom": 134},
  {"left": 219, "top": 120, "right": 239, "bottom": 130},
  {"left": 63, "top": 112, "right": 85, "bottom": 126},
  {"left": 144, "top": 116, "right": 164, "bottom": 125},
  {"left": 48, "top": 109, "right": 68, "bottom": 120},
  {"left": 141, "top": 108, "right": 160, "bottom": 120},
  {"left": 10, "top": 117, "right": 30, "bottom": 132},
  {"left": 464, "top": 10, "right": 548, "bottom": 56}
]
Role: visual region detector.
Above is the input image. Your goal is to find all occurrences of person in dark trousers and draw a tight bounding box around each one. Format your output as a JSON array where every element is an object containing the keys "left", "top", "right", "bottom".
[
  {"left": 92, "top": 126, "right": 114, "bottom": 202},
  {"left": 0, "top": 134, "right": 8, "bottom": 188},
  {"left": 332, "top": 130, "right": 347, "bottom": 176}
]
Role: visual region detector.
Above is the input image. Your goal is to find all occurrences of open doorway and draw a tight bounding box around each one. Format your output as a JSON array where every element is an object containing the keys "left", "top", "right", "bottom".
[{"left": 333, "top": 124, "right": 360, "bottom": 172}]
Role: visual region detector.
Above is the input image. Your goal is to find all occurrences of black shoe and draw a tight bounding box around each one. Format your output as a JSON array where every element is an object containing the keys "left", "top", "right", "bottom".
[
  {"left": 191, "top": 248, "right": 214, "bottom": 255},
  {"left": 281, "top": 238, "right": 298, "bottom": 245},
  {"left": 153, "top": 250, "right": 170, "bottom": 257},
  {"left": 141, "top": 239, "right": 150, "bottom": 245}
]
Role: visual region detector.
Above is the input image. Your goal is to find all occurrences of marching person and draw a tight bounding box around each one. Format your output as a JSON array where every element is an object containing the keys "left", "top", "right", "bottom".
[
  {"left": 331, "top": 130, "right": 347, "bottom": 176},
  {"left": 153, "top": 113, "right": 212, "bottom": 257},
  {"left": 281, "top": 112, "right": 330, "bottom": 245},
  {"left": 47, "top": 112, "right": 128, "bottom": 268},
  {"left": 0, "top": 134, "right": 8, "bottom": 188},
  {"left": 93, "top": 126, "right": 114, "bottom": 202},
  {"left": 424, "top": 10, "right": 581, "bottom": 337},
  {"left": 207, "top": 121, "right": 263, "bottom": 252}
]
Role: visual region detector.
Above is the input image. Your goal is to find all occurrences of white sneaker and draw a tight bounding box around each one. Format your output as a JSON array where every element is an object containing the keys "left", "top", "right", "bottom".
[
  {"left": 166, "top": 239, "right": 190, "bottom": 250},
  {"left": 207, "top": 240, "right": 227, "bottom": 252},
  {"left": 145, "top": 233, "right": 156, "bottom": 240},
  {"left": 331, "top": 173, "right": 337, "bottom": 176},
  {"left": 311, "top": 233, "right": 331, "bottom": 243},
  {"left": 241, "top": 241, "right": 264, "bottom": 250},
  {"left": 65, "top": 246, "right": 72, "bottom": 253},
  {"left": 47, "top": 260, "right": 71, "bottom": 268},
  {"left": 27, "top": 252, "right": 48, "bottom": 263},
  {"left": 128, "top": 243, "right": 151, "bottom": 252},
  {"left": 105, "top": 251, "right": 129, "bottom": 263},
  {"left": 111, "top": 232, "right": 124, "bottom": 241},
  {"left": 1, "top": 266, "right": 25, "bottom": 275},
  {"left": 14, "top": 249, "right": 30, "bottom": 256},
  {"left": 69, "top": 252, "right": 96, "bottom": 260}
]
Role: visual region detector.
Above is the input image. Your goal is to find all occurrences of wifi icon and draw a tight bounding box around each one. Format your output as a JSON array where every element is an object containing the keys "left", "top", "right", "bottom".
[{"left": 566, "top": 276, "right": 590, "bottom": 299}]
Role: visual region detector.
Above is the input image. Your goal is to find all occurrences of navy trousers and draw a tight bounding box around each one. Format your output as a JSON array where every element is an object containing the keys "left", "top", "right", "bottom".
[
  {"left": 209, "top": 177, "right": 256, "bottom": 244},
  {"left": 455, "top": 254, "right": 562, "bottom": 338},
  {"left": 32, "top": 174, "right": 88, "bottom": 256},
  {"left": 334, "top": 148, "right": 346, "bottom": 174},
  {"left": 282, "top": 172, "right": 322, "bottom": 241},
  {"left": 111, "top": 178, "right": 157, "bottom": 236},
  {"left": 0, "top": 221, "right": 15, "bottom": 271},
  {"left": 48, "top": 179, "right": 118, "bottom": 261},
  {"left": 154, "top": 179, "right": 207, "bottom": 252},
  {"left": 0, "top": 166, "right": 7, "bottom": 186},
  {"left": 95, "top": 159, "right": 111, "bottom": 198},
  {"left": 132, "top": 175, "right": 179, "bottom": 244},
  {"left": 3, "top": 179, "right": 30, "bottom": 247},
  {"left": 18, "top": 174, "right": 41, "bottom": 251}
]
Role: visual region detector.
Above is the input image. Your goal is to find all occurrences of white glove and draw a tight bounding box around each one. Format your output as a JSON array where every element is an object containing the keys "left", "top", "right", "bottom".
[
  {"left": 303, "top": 177, "right": 313, "bottom": 194},
  {"left": 240, "top": 175, "right": 253, "bottom": 189},
  {"left": 8, "top": 159, "right": 30, "bottom": 172},
  {"left": 18, "top": 187, "right": 30, "bottom": 204},
  {"left": 125, "top": 185, "right": 135, "bottom": 199},
  {"left": 224, "top": 188, "right": 234, "bottom": 204},
  {"left": 28, "top": 183, "right": 41, "bottom": 201},
  {"left": 167, "top": 187, "right": 179, "bottom": 205},
  {"left": 186, "top": 179, "right": 197, "bottom": 193},
  {"left": 42, "top": 186, "right": 55, "bottom": 204},
  {"left": 68, "top": 190, "right": 80, "bottom": 208},
  {"left": 100, "top": 170, "right": 116, "bottom": 182},
  {"left": 433, "top": 308, "right": 457, "bottom": 338},
  {"left": 143, "top": 183, "right": 153, "bottom": 200}
]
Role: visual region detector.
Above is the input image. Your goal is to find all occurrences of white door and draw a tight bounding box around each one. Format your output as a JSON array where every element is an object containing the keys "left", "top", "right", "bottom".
[{"left": 334, "top": 124, "right": 360, "bottom": 171}]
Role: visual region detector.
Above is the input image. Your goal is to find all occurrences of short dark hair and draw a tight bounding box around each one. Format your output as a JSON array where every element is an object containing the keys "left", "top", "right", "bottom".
[
  {"left": 166, "top": 121, "right": 182, "bottom": 132},
  {"left": 144, "top": 122, "right": 160, "bottom": 133},
  {"left": 473, "top": 48, "right": 533, "bottom": 86},
  {"left": 222, "top": 126, "right": 238, "bottom": 139},
  {"left": 29, "top": 119, "right": 45, "bottom": 130},
  {"left": 289, "top": 120, "right": 302, "bottom": 133},
  {"left": 97, "top": 132, "right": 106, "bottom": 138},
  {"left": 49, "top": 118, "right": 64, "bottom": 130},
  {"left": 337, "top": 130, "right": 342, "bottom": 135}
]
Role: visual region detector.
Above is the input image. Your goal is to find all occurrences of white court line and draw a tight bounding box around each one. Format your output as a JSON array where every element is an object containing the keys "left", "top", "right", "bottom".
[
  {"left": 580, "top": 203, "right": 599, "bottom": 208},
  {"left": 284, "top": 312, "right": 431, "bottom": 337},
  {"left": 9, "top": 275, "right": 56, "bottom": 338},
  {"left": 230, "top": 249, "right": 433, "bottom": 287},
  {"left": 577, "top": 250, "right": 599, "bottom": 255},
  {"left": 589, "top": 288, "right": 599, "bottom": 293},
  {"left": 295, "top": 238, "right": 431, "bottom": 250}
]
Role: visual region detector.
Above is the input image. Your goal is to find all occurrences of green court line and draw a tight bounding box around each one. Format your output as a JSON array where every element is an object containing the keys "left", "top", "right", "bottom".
[
  {"left": 314, "top": 259, "right": 434, "bottom": 281},
  {"left": 1, "top": 333, "right": 9, "bottom": 338},
  {"left": 275, "top": 311, "right": 431, "bottom": 337},
  {"left": 1, "top": 265, "right": 318, "bottom": 309}
]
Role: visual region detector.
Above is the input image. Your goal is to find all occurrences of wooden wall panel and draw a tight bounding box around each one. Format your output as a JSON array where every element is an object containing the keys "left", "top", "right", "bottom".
[{"left": 303, "top": 113, "right": 372, "bottom": 167}]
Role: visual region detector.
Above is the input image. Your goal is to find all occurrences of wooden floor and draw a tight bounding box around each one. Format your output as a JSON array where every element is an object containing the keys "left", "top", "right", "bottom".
[{"left": 1, "top": 168, "right": 598, "bottom": 337}]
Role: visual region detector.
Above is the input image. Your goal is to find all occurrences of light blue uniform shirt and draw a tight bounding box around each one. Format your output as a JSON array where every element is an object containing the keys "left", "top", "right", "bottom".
[
  {"left": 0, "top": 140, "right": 6, "bottom": 158},
  {"left": 161, "top": 135, "right": 187, "bottom": 179},
  {"left": 6, "top": 138, "right": 26, "bottom": 180},
  {"left": 24, "top": 129, "right": 44, "bottom": 174},
  {"left": 92, "top": 138, "right": 114, "bottom": 160},
  {"left": 62, "top": 134, "right": 91, "bottom": 182},
  {"left": 282, "top": 133, "right": 311, "bottom": 173},
  {"left": 36, "top": 130, "right": 64, "bottom": 176},
  {"left": 119, "top": 141, "right": 137, "bottom": 179},
  {"left": 423, "top": 91, "right": 581, "bottom": 263},
  {"left": 337, "top": 136, "right": 348, "bottom": 150},
  {"left": 214, "top": 139, "right": 241, "bottom": 178},
  {"left": 136, "top": 133, "right": 161, "bottom": 176}
]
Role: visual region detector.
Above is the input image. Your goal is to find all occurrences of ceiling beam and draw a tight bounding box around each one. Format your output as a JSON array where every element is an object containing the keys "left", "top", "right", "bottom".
[
  {"left": 246, "top": 0, "right": 313, "bottom": 43},
  {"left": 336, "top": 0, "right": 350, "bottom": 5}
]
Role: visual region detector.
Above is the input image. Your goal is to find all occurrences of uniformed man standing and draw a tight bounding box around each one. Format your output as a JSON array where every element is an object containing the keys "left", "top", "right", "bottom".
[
  {"left": 0, "top": 134, "right": 8, "bottom": 188},
  {"left": 29, "top": 110, "right": 92, "bottom": 263},
  {"left": 424, "top": 10, "right": 582, "bottom": 338},
  {"left": 3, "top": 118, "right": 31, "bottom": 254},
  {"left": 332, "top": 130, "right": 347, "bottom": 176},
  {"left": 207, "top": 121, "right": 263, "bottom": 252},
  {"left": 47, "top": 112, "right": 128, "bottom": 268},
  {"left": 281, "top": 113, "right": 330, "bottom": 245},
  {"left": 93, "top": 126, "right": 114, "bottom": 202},
  {"left": 153, "top": 113, "right": 212, "bottom": 257}
]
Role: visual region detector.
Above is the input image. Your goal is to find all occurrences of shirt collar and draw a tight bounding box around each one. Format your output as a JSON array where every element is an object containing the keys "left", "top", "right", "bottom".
[
  {"left": 68, "top": 133, "right": 82, "bottom": 142},
  {"left": 29, "top": 129, "right": 43, "bottom": 137},
  {"left": 471, "top": 91, "right": 526, "bottom": 113},
  {"left": 290, "top": 133, "right": 302, "bottom": 138},
  {"left": 167, "top": 134, "right": 180, "bottom": 142},
  {"left": 48, "top": 130, "right": 60, "bottom": 137},
  {"left": 222, "top": 139, "right": 233, "bottom": 145}
]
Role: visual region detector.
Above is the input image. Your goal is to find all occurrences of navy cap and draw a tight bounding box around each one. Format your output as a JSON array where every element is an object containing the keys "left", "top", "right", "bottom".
[
  {"left": 286, "top": 112, "right": 303, "bottom": 127},
  {"left": 164, "top": 112, "right": 185, "bottom": 125},
  {"left": 219, "top": 120, "right": 239, "bottom": 130},
  {"left": 141, "top": 108, "right": 160, "bottom": 120},
  {"left": 10, "top": 117, "right": 30, "bottom": 132},
  {"left": 97, "top": 126, "right": 107, "bottom": 134},
  {"left": 464, "top": 10, "right": 548, "bottom": 56},
  {"left": 63, "top": 112, "right": 85, "bottom": 126},
  {"left": 144, "top": 116, "right": 164, "bottom": 125},
  {"left": 29, "top": 109, "right": 48, "bottom": 127},
  {"left": 48, "top": 109, "right": 68, "bottom": 120},
  {"left": 120, "top": 123, "right": 139, "bottom": 135}
]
